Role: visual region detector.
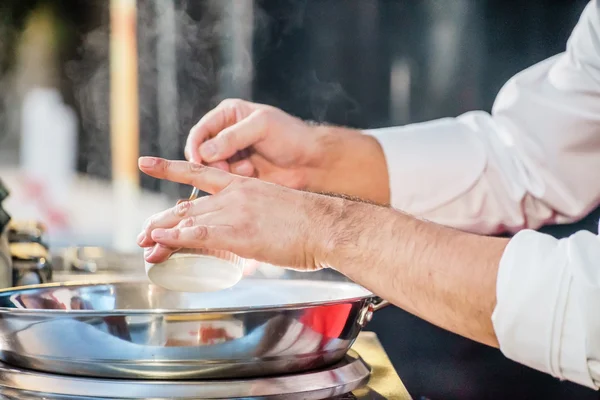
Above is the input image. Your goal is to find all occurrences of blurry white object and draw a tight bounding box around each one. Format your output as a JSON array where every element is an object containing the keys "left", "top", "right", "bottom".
[
  {"left": 110, "top": 0, "right": 140, "bottom": 253},
  {"left": 218, "top": 0, "right": 254, "bottom": 100},
  {"left": 0, "top": 166, "right": 172, "bottom": 250},
  {"left": 366, "top": 0, "right": 600, "bottom": 235},
  {"left": 154, "top": 0, "right": 179, "bottom": 195},
  {"left": 145, "top": 248, "right": 246, "bottom": 293},
  {"left": 20, "top": 88, "right": 77, "bottom": 228}
]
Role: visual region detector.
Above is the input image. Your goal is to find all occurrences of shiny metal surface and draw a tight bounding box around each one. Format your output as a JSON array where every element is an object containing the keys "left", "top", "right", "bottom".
[
  {"left": 0, "top": 180, "right": 12, "bottom": 290},
  {"left": 52, "top": 246, "right": 146, "bottom": 284},
  {"left": 11, "top": 242, "right": 53, "bottom": 286},
  {"left": 0, "top": 350, "right": 370, "bottom": 399},
  {"left": 188, "top": 187, "right": 200, "bottom": 200},
  {"left": 0, "top": 279, "right": 389, "bottom": 379},
  {"left": 57, "top": 247, "right": 144, "bottom": 274},
  {"left": 0, "top": 226, "right": 11, "bottom": 289},
  {"left": 7, "top": 220, "right": 48, "bottom": 249},
  {"left": 8, "top": 220, "right": 52, "bottom": 286}
]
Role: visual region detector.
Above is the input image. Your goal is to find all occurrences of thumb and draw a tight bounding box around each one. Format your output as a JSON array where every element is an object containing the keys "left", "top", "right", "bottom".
[{"left": 200, "top": 110, "right": 269, "bottom": 163}]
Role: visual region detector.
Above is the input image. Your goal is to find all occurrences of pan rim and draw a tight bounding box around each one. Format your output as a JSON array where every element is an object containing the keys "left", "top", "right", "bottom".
[{"left": 0, "top": 279, "right": 376, "bottom": 316}]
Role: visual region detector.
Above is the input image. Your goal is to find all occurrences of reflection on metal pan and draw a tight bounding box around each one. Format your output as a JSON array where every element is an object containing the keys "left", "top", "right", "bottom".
[{"left": 0, "top": 279, "right": 388, "bottom": 379}]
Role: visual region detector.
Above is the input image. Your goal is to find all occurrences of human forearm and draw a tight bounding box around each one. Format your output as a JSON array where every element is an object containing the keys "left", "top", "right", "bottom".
[
  {"left": 319, "top": 200, "right": 509, "bottom": 346},
  {"left": 307, "top": 126, "right": 390, "bottom": 205}
]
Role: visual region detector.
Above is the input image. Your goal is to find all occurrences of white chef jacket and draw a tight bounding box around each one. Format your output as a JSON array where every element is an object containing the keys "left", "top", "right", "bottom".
[{"left": 366, "top": 0, "right": 600, "bottom": 389}]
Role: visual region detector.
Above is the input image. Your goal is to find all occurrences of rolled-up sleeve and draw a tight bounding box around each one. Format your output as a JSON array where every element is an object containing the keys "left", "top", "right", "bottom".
[
  {"left": 365, "top": 0, "right": 600, "bottom": 235},
  {"left": 492, "top": 228, "right": 600, "bottom": 389}
]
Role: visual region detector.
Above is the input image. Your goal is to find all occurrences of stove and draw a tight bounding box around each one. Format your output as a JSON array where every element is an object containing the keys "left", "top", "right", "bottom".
[{"left": 0, "top": 332, "right": 410, "bottom": 400}]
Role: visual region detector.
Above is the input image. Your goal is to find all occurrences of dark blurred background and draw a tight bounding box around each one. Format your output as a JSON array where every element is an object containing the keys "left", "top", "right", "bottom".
[{"left": 0, "top": 0, "right": 597, "bottom": 398}]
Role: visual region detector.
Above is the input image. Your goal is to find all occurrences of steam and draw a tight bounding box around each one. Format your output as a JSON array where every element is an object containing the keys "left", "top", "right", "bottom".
[
  {"left": 304, "top": 70, "right": 359, "bottom": 124},
  {"left": 253, "top": 0, "right": 307, "bottom": 55},
  {"left": 65, "top": 26, "right": 111, "bottom": 180},
  {"left": 60, "top": 0, "right": 356, "bottom": 194},
  {"left": 64, "top": 0, "right": 257, "bottom": 196}
]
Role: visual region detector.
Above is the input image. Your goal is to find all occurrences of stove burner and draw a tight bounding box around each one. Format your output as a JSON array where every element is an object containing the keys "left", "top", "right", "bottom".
[{"left": 0, "top": 350, "right": 370, "bottom": 400}]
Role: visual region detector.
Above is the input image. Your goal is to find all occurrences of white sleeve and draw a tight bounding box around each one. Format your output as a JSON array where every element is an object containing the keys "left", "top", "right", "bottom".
[
  {"left": 491, "top": 227, "right": 600, "bottom": 389},
  {"left": 365, "top": 0, "right": 600, "bottom": 235}
]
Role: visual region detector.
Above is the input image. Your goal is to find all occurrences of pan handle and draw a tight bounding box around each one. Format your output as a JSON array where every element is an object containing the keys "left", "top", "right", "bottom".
[
  {"left": 357, "top": 296, "right": 391, "bottom": 327},
  {"left": 371, "top": 296, "right": 390, "bottom": 312}
]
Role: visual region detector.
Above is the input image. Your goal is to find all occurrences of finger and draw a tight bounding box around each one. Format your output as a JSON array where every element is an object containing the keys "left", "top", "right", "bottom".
[
  {"left": 248, "top": 152, "right": 275, "bottom": 172},
  {"left": 208, "top": 161, "right": 230, "bottom": 172},
  {"left": 186, "top": 99, "right": 251, "bottom": 164},
  {"left": 228, "top": 147, "right": 254, "bottom": 163},
  {"left": 137, "top": 230, "right": 153, "bottom": 247},
  {"left": 138, "top": 197, "right": 222, "bottom": 245},
  {"left": 185, "top": 106, "right": 234, "bottom": 164},
  {"left": 138, "top": 200, "right": 213, "bottom": 247},
  {"left": 145, "top": 244, "right": 179, "bottom": 264},
  {"left": 230, "top": 159, "right": 255, "bottom": 177},
  {"left": 199, "top": 110, "right": 269, "bottom": 163},
  {"left": 151, "top": 224, "right": 234, "bottom": 251},
  {"left": 139, "top": 157, "right": 236, "bottom": 194},
  {"left": 138, "top": 233, "right": 156, "bottom": 248}
]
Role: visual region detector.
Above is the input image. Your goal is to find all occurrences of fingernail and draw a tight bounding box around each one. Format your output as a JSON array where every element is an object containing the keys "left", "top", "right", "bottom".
[
  {"left": 152, "top": 229, "right": 165, "bottom": 239},
  {"left": 136, "top": 232, "right": 146, "bottom": 245},
  {"left": 201, "top": 143, "right": 217, "bottom": 160},
  {"left": 139, "top": 157, "right": 157, "bottom": 168}
]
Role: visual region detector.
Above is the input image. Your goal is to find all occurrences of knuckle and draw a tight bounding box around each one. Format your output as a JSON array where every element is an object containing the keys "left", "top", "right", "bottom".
[
  {"left": 252, "top": 108, "right": 272, "bottom": 123},
  {"left": 174, "top": 201, "right": 192, "bottom": 217},
  {"left": 180, "top": 217, "right": 195, "bottom": 228},
  {"left": 183, "top": 217, "right": 196, "bottom": 228},
  {"left": 192, "top": 225, "right": 208, "bottom": 240},
  {"left": 187, "top": 162, "right": 205, "bottom": 174},
  {"left": 144, "top": 216, "right": 158, "bottom": 231},
  {"left": 219, "top": 130, "right": 236, "bottom": 148},
  {"left": 158, "top": 159, "right": 170, "bottom": 174},
  {"left": 220, "top": 99, "right": 246, "bottom": 123},
  {"left": 219, "top": 98, "right": 242, "bottom": 108}
]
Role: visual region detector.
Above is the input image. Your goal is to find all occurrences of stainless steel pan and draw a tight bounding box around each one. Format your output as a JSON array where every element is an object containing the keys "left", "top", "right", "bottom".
[{"left": 0, "top": 278, "right": 389, "bottom": 380}]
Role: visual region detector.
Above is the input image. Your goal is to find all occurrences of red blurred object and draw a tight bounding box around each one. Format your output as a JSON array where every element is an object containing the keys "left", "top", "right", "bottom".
[
  {"left": 198, "top": 326, "right": 233, "bottom": 345},
  {"left": 300, "top": 303, "right": 353, "bottom": 339}
]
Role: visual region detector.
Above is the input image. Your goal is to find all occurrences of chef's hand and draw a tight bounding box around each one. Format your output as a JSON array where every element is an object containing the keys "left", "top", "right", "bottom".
[
  {"left": 137, "top": 157, "right": 353, "bottom": 270},
  {"left": 184, "top": 99, "right": 321, "bottom": 190},
  {"left": 185, "top": 99, "right": 390, "bottom": 204}
]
